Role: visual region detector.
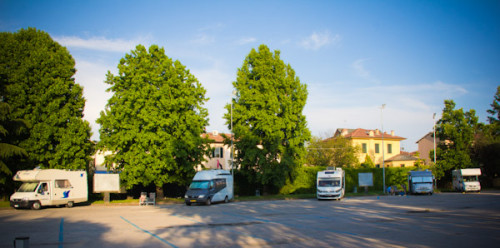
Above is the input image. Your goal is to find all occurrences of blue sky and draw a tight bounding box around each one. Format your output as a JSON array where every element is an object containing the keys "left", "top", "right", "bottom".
[{"left": 1, "top": 0, "right": 499, "bottom": 151}]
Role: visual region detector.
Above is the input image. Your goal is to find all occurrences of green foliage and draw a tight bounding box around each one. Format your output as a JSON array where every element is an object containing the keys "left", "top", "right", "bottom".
[
  {"left": 0, "top": 28, "right": 92, "bottom": 171},
  {"left": 306, "top": 136, "right": 360, "bottom": 168},
  {"left": 97, "top": 44, "right": 209, "bottom": 189},
  {"left": 472, "top": 86, "right": 500, "bottom": 187},
  {"left": 435, "top": 100, "right": 478, "bottom": 181},
  {"left": 360, "top": 154, "right": 375, "bottom": 168},
  {"left": 225, "top": 44, "right": 311, "bottom": 193},
  {"left": 0, "top": 102, "right": 28, "bottom": 196}
]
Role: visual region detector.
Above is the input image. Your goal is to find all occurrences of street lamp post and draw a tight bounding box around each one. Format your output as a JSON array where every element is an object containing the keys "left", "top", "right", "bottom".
[
  {"left": 230, "top": 90, "right": 236, "bottom": 176},
  {"left": 381, "top": 104, "right": 386, "bottom": 194},
  {"left": 433, "top": 113, "right": 436, "bottom": 164}
]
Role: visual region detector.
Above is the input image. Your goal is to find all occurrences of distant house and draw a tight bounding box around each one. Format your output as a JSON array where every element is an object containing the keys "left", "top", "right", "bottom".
[
  {"left": 199, "top": 130, "right": 234, "bottom": 171},
  {"left": 416, "top": 132, "right": 439, "bottom": 165},
  {"left": 332, "top": 128, "right": 417, "bottom": 168}
]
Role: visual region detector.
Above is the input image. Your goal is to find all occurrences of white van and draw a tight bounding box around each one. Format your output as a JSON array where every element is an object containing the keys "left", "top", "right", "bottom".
[
  {"left": 452, "top": 168, "right": 481, "bottom": 192},
  {"left": 317, "top": 167, "right": 345, "bottom": 200},
  {"left": 408, "top": 170, "right": 434, "bottom": 195},
  {"left": 10, "top": 169, "right": 88, "bottom": 209},
  {"left": 184, "top": 169, "right": 233, "bottom": 206}
]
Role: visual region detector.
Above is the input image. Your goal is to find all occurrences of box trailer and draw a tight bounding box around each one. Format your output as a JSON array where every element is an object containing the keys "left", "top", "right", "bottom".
[
  {"left": 10, "top": 169, "right": 88, "bottom": 210},
  {"left": 317, "top": 167, "right": 345, "bottom": 200},
  {"left": 408, "top": 170, "right": 434, "bottom": 195},
  {"left": 184, "top": 169, "right": 233, "bottom": 206},
  {"left": 452, "top": 168, "right": 481, "bottom": 192}
]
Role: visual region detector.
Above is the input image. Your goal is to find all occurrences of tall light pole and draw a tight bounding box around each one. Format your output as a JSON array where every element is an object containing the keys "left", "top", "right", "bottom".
[
  {"left": 381, "top": 104, "right": 386, "bottom": 194},
  {"left": 433, "top": 113, "right": 436, "bottom": 164},
  {"left": 230, "top": 90, "right": 236, "bottom": 176}
]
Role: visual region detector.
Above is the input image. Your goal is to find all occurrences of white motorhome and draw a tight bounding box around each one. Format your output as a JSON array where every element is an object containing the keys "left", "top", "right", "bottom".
[
  {"left": 317, "top": 167, "right": 345, "bottom": 200},
  {"left": 10, "top": 169, "right": 88, "bottom": 210},
  {"left": 452, "top": 168, "right": 481, "bottom": 192},
  {"left": 184, "top": 169, "right": 233, "bottom": 206},
  {"left": 408, "top": 170, "right": 434, "bottom": 195}
]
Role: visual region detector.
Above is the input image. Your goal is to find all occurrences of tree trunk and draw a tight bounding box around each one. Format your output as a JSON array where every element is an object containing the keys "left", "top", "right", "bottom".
[{"left": 156, "top": 186, "right": 164, "bottom": 199}]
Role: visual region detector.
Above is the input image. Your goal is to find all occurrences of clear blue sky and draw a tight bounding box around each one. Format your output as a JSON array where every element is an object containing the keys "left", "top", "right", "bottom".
[{"left": 1, "top": 0, "right": 499, "bottom": 151}]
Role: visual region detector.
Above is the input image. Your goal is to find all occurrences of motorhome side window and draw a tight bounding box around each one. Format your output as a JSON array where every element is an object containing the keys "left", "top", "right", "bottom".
[
  {"left": 214, "top": 179, "right": 226, "bottom": 190},
  {"left": 55, "top": 179, "right": 72, "bottom": 188}
]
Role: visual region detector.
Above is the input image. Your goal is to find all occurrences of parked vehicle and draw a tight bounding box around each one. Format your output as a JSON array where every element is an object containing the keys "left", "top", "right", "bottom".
[
  {"left": 452, "top": 168, "right": 481, "bottom": 192},
  {"left": 184, "top": 169, "right": 233, "bottom": 206},
  {"left": 317, "top": 167, "right": 345, "bottom": 200},
  {"left": 408, "top": 170, "right": 434, "bottom": 195},
  {"left": 10, "top": 169, "right": 88, "bottom": 210}
]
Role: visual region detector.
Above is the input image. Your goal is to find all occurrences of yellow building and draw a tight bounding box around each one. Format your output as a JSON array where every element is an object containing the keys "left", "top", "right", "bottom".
[{"left": 333, "top": 128, "right": 411, "bottom": 167}]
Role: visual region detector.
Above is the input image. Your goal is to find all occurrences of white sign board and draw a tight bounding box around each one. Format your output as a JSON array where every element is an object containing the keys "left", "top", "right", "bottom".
[
  {"left": 358, "top": 173, "right": 374, "bottom": 187},
  {"left": 94, "top": 174, "right": 120, "bottom": 193}
]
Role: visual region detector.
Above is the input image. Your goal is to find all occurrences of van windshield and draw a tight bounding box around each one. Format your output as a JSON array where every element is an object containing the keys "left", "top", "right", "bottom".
[
  {"left": 318, "top": 179, "right": 340, "bottom": 187},
  {"left": 412, "top": 177, "right": 433, "bottom": 183},
  {"left": 189, "top": 181, "right": 210, "bottom": 189},
  {"left": 17, "top": 182, "right": 39, "bottom": 192}
]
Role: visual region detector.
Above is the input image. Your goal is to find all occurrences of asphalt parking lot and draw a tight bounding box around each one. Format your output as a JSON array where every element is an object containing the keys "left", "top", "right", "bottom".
[{"left": 1, "top": 192, "right": 499, "bottom": 248}]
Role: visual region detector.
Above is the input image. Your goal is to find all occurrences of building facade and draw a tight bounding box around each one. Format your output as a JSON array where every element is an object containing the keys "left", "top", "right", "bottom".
[
  {"left": 198, "top": 131, "right": 234, "bottom": 171},
  {"left": 333, "top": 128, "right": 414, "bottom": 167},
  {"left": 416, "top": 132, "right": 438, "bottom": 165}
]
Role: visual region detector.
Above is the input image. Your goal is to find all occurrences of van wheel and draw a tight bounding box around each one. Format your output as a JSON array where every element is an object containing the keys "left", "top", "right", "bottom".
[
  {"left": 32, "top": 201, "right": 41, "bottom": 210},
  {"left": 67, "top": 201, "right": 74, "bottom": 208},
  {"left": 186, "top": 202, "right": 191, "bottom": 206},
  {"left": 224, "top": 196, "right": 229, "bottom": 203},
  {"left": 206, "top": 198, "right": 211, "bottom": 206}
]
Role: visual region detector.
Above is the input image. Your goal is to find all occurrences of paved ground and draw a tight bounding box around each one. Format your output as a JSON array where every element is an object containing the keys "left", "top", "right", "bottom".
[{"left": 1, "top": 192, "right": 499, "bottom": 248}]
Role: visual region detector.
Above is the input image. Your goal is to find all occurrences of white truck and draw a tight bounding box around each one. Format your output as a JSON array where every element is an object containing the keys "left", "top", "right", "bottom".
[
  {"left": 452, "top": 168, "right": 481, "bottom": 192},
  {"left": 184, "top": 169, "right": 233, "bottom": 206},
  {"left": 317, "top": 167, "right": 345, "bottom": 200},
  {"left": 408, "top": 170, "right": 434, "bottom": 195},
  {"left": 10, "top": 169, "right": 88, "bottom": 210}
]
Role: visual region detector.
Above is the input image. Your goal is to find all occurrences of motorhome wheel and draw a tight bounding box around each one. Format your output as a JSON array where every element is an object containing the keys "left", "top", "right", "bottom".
[
  {"left": 32, "top": 201, "right": 41, "bottom": 210},
  {"left": 67, "top": 201, "right": 74, "bottom": 208},
  {"left": 206, "top": 198, "right": 211, "bottom": 206}
]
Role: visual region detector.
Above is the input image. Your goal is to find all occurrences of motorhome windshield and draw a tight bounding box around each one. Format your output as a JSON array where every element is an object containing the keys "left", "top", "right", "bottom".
[
  {"left": 412, "top": 177, "right": 433, "bottom": 183},
  {"left": 189, "top": 181, "right": 210, "bottom": 189},
  {"left": 17, "top": 182, "right": 39, "bottom": 192},
  {"left": 463, "top": 176, "right": 479, "bottom": 182},
  {"left": 318, "top": 179, "right": 340, "bottom": 187}
]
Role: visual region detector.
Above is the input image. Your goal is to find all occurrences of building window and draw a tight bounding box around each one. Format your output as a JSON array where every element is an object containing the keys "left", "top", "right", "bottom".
[
  {"left": 362, "top": 143, "right": 367, "bottom": 153},
  {"left": 400, "top": 164, "right": 405, "bottom": 168},
  {"left": 375, "top": 144, "right": 380, "bottom": 153},
  {"left": 212, "top": 147, "right": 224, "bottom": 158},
  {"left": 376, "top": 164, "right": 380, "bottom": 168},
  {"left": 388, "top": 144, "right": 392, "bottom": 154}
]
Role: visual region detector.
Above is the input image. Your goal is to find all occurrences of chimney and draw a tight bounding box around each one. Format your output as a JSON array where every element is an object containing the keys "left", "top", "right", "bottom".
[
  {"left": 212, "top": 130, "right": 219, "bottom": 136},
  {"left": 375, "top": 129, "right": 380, "bottom": 135},
  {"left": 341, "top": 129, "right": 348, "bottom": 136},
  {"left": 391, "top": 130, "right": 395, "bottom": 136}
]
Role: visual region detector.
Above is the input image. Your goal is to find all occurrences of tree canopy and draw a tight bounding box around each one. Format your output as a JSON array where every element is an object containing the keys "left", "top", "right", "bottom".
[
  {"left": 0, "top": 28, "right": 92, "bottom": 171},
  {"left": 225, "top": 44, "right": 310, "bottom": 193},
  {"left": 435, "top": 99, "right": 478, "bottom": 180},
  {"left": 97, "top": 44, "right": 209, "bottom": 191},
  {"left": 306, "top": 135, "right": 360, "bottom": 168}
]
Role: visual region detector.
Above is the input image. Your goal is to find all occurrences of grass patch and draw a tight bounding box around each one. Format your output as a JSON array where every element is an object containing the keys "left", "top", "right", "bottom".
[{"left": 0, "top": 201, "right": 11, "bottom": 208}]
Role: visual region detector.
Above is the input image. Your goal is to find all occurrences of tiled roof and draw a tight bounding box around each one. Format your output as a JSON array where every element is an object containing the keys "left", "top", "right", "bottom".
[
  {"left": 202, "top": 132, "right": 233, "bottom": 143},
  {"left": 334, "top": 128, "right": 406, "bottom": 140},
  {"left": 385, "top": 153, "right": 418, "bottom": 162}
]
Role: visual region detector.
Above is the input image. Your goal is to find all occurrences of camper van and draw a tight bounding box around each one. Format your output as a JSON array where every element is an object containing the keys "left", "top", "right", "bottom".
[
  {"left": 10, "top": 169, "right": 88, "bottom": 210},
  {"left": 408, "top": 170, "right": 434, "bottom": 195},
  {"left": 184, "top": 169, "right": 233, "bottom": 206},
  {"left": 317, "top": 167, "right": 345, "bottom": 200},
  {"left": 452, "top": 168, "right": 481, "bottom": 192}
]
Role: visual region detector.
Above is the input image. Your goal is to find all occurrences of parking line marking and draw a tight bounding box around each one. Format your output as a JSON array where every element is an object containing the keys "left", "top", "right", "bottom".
[
  {"left": 59, "top": 218, "right": 64, "bottom": 248},
  {"left": 120, "top": 216, "right": 178, "bottom": 248}
]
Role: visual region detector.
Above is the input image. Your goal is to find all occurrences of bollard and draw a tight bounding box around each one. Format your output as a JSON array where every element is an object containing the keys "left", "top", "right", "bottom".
[{"left": 14, "top": 236, "right": 29, "bottom": 248}]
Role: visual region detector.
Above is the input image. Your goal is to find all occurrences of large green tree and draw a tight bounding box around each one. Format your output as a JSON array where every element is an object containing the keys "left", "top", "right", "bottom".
[
  {"left": 0, "top": 28, "right": 92, "bottom": 170},
  {"left": 435, "top": 100, "right": 478, "bottom": 181},
  {"left": 97, "top": 45, "right": 209, "bottom": 196},
  {"left": 225, "top": 44, "right": 310, "bottom": 193},
  {"left": 306, "top": 135, "right": 360, "bottom": 168},
  {"left": 473, "top": 86, "right": 500, "bottom": 186}
]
